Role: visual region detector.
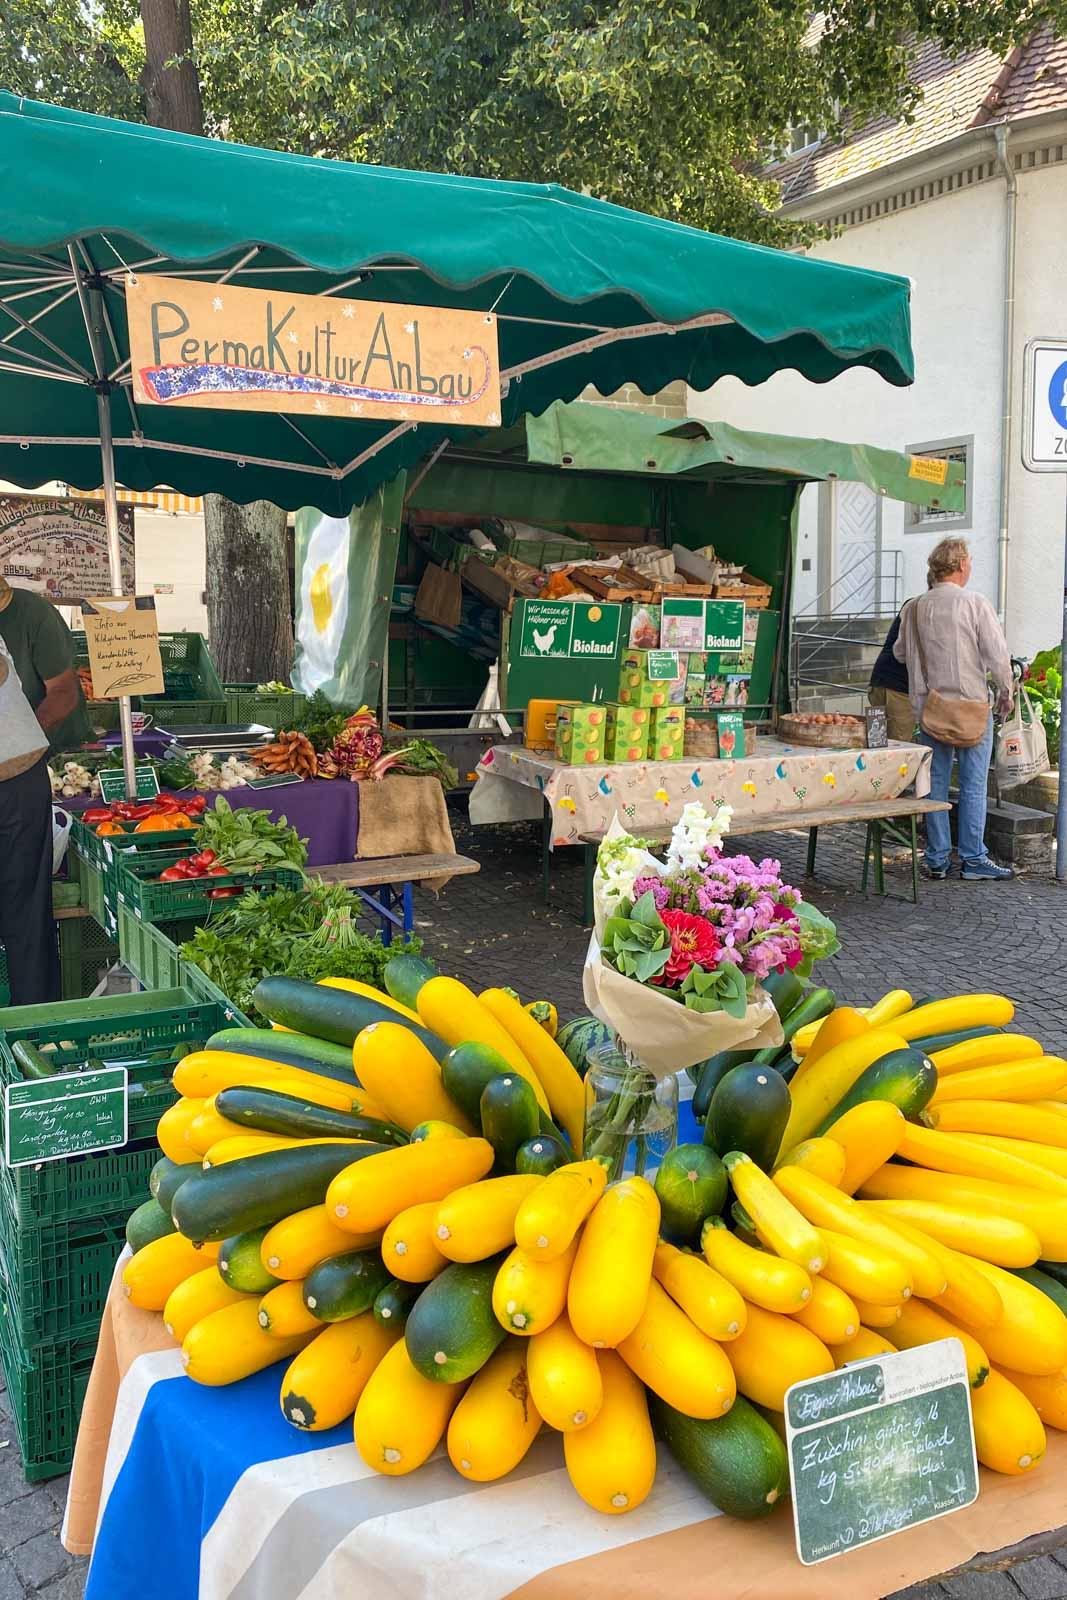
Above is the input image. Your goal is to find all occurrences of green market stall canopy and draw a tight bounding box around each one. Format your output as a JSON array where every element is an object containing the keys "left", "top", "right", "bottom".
[{"left": 0, "top": 91, "right": 914, "bottom": 515}]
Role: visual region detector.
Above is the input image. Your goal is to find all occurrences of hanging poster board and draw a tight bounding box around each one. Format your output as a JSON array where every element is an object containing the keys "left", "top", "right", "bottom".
[
  {"left": 127, "top": 276, "right": 502, "bottom": 428},
  {"left": 81, "top": 596, "right": 165, "bottom": 699},
  {"left": 0, "top": 495, "right": 134, "bottom": 604}
]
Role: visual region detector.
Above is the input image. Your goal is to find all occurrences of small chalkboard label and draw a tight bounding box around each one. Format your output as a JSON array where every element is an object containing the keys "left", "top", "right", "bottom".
[
  {"left": 99, "top": 765, "right": 161, "bottom": 803},
  {"left": 865, "top": 707, "right": 889, "bottom": 749},
  {"left": 246, "top": 772, "right": 305, "bottom": 790},
  {"left": 4, "top": 1067, "right": 129, "bottom": 1167},
  {"left": 646, "top": 651, "right": 680, "bottom": 681},
  {"left": 785, "top": 1339, "right": 978, "bottom": 1566}
]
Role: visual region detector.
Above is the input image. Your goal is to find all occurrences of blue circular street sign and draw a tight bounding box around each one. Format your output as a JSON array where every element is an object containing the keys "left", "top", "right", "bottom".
[{"left": 1048, "top": 360, "right": 1067, "bottom": 430}]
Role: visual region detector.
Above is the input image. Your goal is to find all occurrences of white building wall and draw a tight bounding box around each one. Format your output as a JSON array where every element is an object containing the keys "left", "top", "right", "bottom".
[{"left": 133, "top": 508, "right": 208, "bottom": 634}]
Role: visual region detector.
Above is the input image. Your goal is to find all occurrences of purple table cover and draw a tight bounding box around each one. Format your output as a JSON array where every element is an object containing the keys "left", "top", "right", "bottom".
[{"left": 98, "top": 732, "right": 175, "bottom": 759}]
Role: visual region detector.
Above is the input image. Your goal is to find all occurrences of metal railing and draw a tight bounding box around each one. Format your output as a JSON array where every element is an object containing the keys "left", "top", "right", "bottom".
[{"left": 795, "top": 547, "right": 903, "bottom": 620}]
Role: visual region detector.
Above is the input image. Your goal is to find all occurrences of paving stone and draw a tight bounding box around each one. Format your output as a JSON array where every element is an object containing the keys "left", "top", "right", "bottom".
[
  {"left": 36, "top": 1564, "right": 90, "bottom": 1600},
  {"left": 0, "top": 1488, "right": 60, "bottom": 1553},
  {"left": 8, "top": 1531, "right": 71, "bottom": 1592},
  {"left": 0, "top": 1557, "right": 24, "bottom": 1600},
  {"left": 942, "top": 1570, "right": 1029, "bottom": 1599},
  {"left": 1011, "top": 1557, "right": 1067, "bottom": 1600}
]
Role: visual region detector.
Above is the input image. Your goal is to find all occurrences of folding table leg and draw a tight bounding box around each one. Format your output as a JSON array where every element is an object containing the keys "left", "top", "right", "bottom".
[
  {"left": 583, "top": 843, "right": 595, "bottom": 927},
  {"left": 402, "top": 881, "right": 414, "bottom": 940},
  {"left": 910, "top": 814, "right": 920, "bottom": 904},
  {"left": 541, "top": 805, "right": 551, "bottom": 905},
  {"left": 806, "top": 826, "right": 818, "bottom": 876},
  {"left": 861, "top": 825, "right": 872, "bottom": 895},
  {"left": 873, "top": 821, "right": 886, "bottom": 896}
]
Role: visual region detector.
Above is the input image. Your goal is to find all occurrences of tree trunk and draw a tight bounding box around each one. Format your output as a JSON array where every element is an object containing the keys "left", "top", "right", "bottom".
[
  {"left": 204, "top": 499, "right": 294, "bottom": 682},
  {"left": 139, "top": 0, "right": 294, "bottom": 687}
]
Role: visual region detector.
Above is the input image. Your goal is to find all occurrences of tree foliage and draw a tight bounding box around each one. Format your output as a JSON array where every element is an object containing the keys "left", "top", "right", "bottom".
[{"left": 0, "top": 0, "right": 1057, "bottom": 242}]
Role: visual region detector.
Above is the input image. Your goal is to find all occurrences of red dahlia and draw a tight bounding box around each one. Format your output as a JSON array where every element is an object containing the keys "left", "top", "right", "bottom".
[{"left": 653, "top": 909, "right": 721, "bottom": 985}]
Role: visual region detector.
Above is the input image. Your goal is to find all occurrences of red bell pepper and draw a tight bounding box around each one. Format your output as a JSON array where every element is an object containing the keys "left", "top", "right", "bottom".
[{"left": 82, "top": 807, "right": 112, "bottom": 825}]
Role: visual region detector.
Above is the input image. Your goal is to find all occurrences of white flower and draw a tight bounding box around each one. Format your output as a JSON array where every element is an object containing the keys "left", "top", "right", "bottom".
[{"left": 666, "top": 801, "right": 733, "bottom": 875}]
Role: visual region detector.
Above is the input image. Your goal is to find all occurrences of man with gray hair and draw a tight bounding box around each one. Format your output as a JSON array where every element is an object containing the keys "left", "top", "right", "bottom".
[{"left": 894, "top": 537, "right": 1013, "bottom": 881}]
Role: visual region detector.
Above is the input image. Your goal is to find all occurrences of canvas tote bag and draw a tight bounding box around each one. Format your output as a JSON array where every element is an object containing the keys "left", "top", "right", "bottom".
[
  {"left": 995, "top": 686, "right": 1050, "bottom": 788},
  {"left": 0, "top": 634, "right": 48, "bottom": 780},
  {"left": 909, "top": 602, "right": 991, "bottom": 748}
]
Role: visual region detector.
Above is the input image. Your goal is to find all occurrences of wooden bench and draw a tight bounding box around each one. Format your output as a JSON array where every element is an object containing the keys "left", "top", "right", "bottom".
[
  {"left": 574, "top": 797, "right": 952, "bottom": 922},
  {"left": 314, "top": 853, "right": 480, "bottom": 942}
]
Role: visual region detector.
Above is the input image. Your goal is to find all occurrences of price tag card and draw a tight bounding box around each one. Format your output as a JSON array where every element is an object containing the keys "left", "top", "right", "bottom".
[
  {"left": 646, "top": 650, "right": 680, "bottom": 681},
  {"left": 99, "top": 765, "right": 161, "bottom": 803},
  {"left": 246, "top": 772, "right": 305, "bottom": 790},
  {"left": 5, "top": 1067, "right": 129, "bottom": 1167},
  {"left": 785, "top": 1340, "right": 978, "bottom": 1566}
]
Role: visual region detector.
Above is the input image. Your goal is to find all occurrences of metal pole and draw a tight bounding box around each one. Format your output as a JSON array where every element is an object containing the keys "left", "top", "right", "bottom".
[{"left": 1057, "top": 481, "right": 1067, "bottom": 882}]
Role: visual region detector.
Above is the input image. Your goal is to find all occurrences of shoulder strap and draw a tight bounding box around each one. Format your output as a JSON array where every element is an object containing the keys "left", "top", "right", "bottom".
[{"left": 904, "top": 597, "right": 930, "bottom": 683}]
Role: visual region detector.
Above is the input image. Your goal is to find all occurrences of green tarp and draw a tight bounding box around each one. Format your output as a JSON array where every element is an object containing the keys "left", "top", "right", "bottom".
[{"left": 0, "top": 92, "right": 913, "bottom": 514}]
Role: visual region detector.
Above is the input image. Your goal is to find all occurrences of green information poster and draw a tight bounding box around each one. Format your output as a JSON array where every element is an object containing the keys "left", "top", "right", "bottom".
[
  {"left": 785, "top": 1340, "right": 978, "bottom": 1566},
  {"left": 517, "top": 600, "right": 621, "bottom": 661},
  {"left": 703, "top": 599, "right": 746, "bottom": 652},
  {"left": 5, "top": 1067, "right": 129, "bottom": 1167}
]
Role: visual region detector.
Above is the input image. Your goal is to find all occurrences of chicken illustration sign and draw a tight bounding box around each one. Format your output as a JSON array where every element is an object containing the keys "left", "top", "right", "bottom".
[
  {"left": 517, "top": 600, "right": 623, "bottom": 659},
  {"left": 126, "top": 276, "right": 502, "bottom": 427}
]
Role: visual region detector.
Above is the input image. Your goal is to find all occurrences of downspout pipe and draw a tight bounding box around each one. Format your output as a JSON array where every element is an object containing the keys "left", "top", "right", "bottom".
[{"left": 993, "top": 122, "right": 1017, "bottom": 622}]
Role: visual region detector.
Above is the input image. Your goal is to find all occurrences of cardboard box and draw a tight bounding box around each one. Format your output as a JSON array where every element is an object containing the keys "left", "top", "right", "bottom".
[
  {"left": 617, "top": 649, "right": 687, "bottom": 708},
  {"left": 604, "top": 703, "right": 650, "bottom": 762},
  {"left": 555, "top": 701, "right": 607, "bottom": 765},
  {"left": 649, "top": 705, "right": 686, "bottom": 762}
]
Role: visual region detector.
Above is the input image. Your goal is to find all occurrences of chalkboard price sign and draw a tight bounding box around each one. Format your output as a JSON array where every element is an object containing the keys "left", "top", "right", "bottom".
[
  {"left": 785, "top": 1339, "right": 978, "bottom": 1566},
  {"left": 4, "top": 1067, "right": 129, "bottom": 1167}
]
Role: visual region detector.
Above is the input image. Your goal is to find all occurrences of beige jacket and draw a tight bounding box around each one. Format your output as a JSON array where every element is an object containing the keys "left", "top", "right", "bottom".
[{"left": 893, "top": 582, "right": 1012, "bottom": 714}]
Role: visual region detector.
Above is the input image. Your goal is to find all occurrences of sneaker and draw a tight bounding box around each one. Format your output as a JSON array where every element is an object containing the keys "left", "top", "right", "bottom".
[
  {"left": 961, "top": 857, "right": 1014, "bottom": 881},
  {"left": 922, "top": 862, "right": 951, "bottom": 881}
]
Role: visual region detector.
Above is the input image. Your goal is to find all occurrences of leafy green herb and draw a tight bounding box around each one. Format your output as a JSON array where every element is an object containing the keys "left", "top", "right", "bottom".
[
  {"left": 194, "top": 795, "right": 308, "bottom": 872},
  {"left": 384, "top": 736, "right": 459, "bottom": 792}
]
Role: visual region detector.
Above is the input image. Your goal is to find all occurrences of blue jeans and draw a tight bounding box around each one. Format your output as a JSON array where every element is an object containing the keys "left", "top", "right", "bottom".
[{"left": 919, "top": 715, "right": 993, "bottom": 870}]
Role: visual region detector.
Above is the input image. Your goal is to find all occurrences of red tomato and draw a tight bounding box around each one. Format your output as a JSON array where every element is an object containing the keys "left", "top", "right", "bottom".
[
  {"left": 206, "top": 865, "right": 230, "bottom": 878},
  {"left": 159, "top": 867, "right": 186, "bottom": 882}
]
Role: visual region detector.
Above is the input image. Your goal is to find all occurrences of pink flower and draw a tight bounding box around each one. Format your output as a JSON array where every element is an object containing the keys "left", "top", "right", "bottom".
[{"left": 652, "top": 910, "right": 722, "bottom": 986}]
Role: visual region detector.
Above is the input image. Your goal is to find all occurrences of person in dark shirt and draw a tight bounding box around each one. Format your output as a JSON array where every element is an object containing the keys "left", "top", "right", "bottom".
[
  {"left": 0, "top": 580, "right": 92, "bottom": 754},
  {"left": 868, "top": 612, "right": 916, "bottom": 742}
]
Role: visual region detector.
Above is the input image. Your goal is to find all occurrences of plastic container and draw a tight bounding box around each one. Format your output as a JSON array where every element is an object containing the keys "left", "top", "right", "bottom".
[
  {"left": 224, "top": 684, "right": 306, "bottom": 731},
  {"left": 113, "top": 848, "right": 304, "bottom": 926},
  {"left": 0, "top": 1212, "right": 126, "bottom": 1345},
  {"left": 0, "top": 1297, "right": 96, "bottom": 1481}
]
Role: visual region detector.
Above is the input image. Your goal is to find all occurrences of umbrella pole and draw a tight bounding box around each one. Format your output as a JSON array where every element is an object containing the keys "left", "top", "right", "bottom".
[{"left": 94, "top": 385, "right": 138, "bottom": 799}]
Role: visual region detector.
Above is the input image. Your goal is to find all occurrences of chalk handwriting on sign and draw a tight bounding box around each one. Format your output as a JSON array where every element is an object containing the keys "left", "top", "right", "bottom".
[
  {"left": 0, "top": 496, "right": 134, "bottom": 605},
  {"left": 785, "top": 1340, "right": 978, "bottom": 1566},
  {"left": 81, "top": 596, "right": 165, "bottom": 699},
  {"left": 4, "top": 1067, "right": 128, "bottom": 1167},
  {"left": 126, "top": 275, "right": 502, "bottom": 428}
]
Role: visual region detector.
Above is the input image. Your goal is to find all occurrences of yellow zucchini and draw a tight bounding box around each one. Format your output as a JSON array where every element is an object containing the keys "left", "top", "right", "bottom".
[
  {"left": 204, "top": 1135, "right": 371, "bottom": 1168},
  {"left": 184, "top": 1100, "right": 242, "bottom": 1156},
  {"left": 825, "top": 1102, "right": 905, "bottom": 1195},
  {"left": 894, "top": 995, "right": 1015, "bottom": 1041},
  {"left": 724, "top": 1151, "right": 825, "bottom": 1272},
  {"left": 852, "top": 1299, "right": 902, "bottom": 1329},
  {"left": 931, "top": 1057, "right": 1067, "bottom": 1107},
  {"left": 864, "top": 990, "right": 914, "bottom": 1028},
  {"left": 888, "top": 1300, "right": 989, "bottom": 1388},
  {"left": 381, "top": 1201, "right": 451, "bottom": 1283},
  {"left": 493, "top": 1239, "right": 577, "bottom": 1336},
  {"left": 963, "top": 1260, "right": 1067, "bottom": 1375},
  {"left": 931, "top": 1034, "right": 1043, "bottom": 1076},
  {"left": 832, "top": 1328, "right": 897, "bottom": 1366},
  {"left": 527, "top": 1312, "right": 603, "bottom": 1431},
  {"left": 182, "top": 1298, "right": 312, "bottom": 1385},
  {"left": 261, "top": 1205, "right": 381, "bottom": 1280},
  {"left": 318, "top": 976, "right": 422, "bottom": 1023},
  {"left": 994, "top": 1365, "right": 1067, "bottom": 1432},
  {"left": 163, "top": 1267, "right": 247, "bottom": 1343},
  {"left": 122, "top": 1233, "right": 220, "bottom": 1311},
  {"left": 354, "top": 1336, "right": 465, "bottom": 1473},
  {"left": 156, "top": 1097, "right": 207, "bottom": 1164},
  {"left": 617, "top": 1279, "right": 735, "bottom": 1419},
  {"left": 863, "top": 1195, "right": 1042, "bottom": 1270},
  {"left": 791, "top": 1007, "right": 870, "bottom": 1073},
  {"left": 858, "top": 1211, "right": 1005, "bottom": 1325},
  {"left": 930, "top": 1100, "right": 1067, "bottom": 1147},
  {"left": 434, "top": 1174, "right": 543, "bottom": 1263},
  {"left": 258, "top": 1279, "right": 322, "bottom": 1338},
  {"left": 700, "top": 1218, "right": 812, "bottom": 1314},
  {"left": 480, "top": 987, "right": 586, "bottom": 1152},
  {"left": 447, "top": 1339, "right": 542, "bottom": 1480},
  {"left": 791, "top": 1276, "right": 859, "bottom": 1345},
  {"left": 773, "top": 1137, "right": 847, "bottom": 1186},
  {"left": 652, "top": 1241, "right": 747, "bottom": 1342},
  {"left": 352, "top": 1021, "right": 476, "bottom": 1135},
  {"left": 514, "top": 1159, "right": 606, "bottom": 1261},
  {"left": 817, "top": 1227, "right": 912, "bottom": 1306},
  {"left": 174, "top": 1051, "right": 364, "bottom": 1113},
  {"left": 280, "top": 1312, "right": 396, "bottom": 1430},
  {"left": 774, "top": 1166, "right": 945, "bottom": 1297},
  {"left": 970, "top": 1369, "right": 1045, "bottom": 1474},
  {"left": 326, "top": 1137, "right": 495, "bottom": 1233},
  {"left": 725, "top": 1301, "right": 833, "bottom": 1409},
  {"left": 563, "top": 1350, "right": 656, "bottom": 1514},
  {"left": 945, "top": 1132, "right": 1067, "bottom": 1179},
  {"left": 858, "top": 1167, "right": 1067, "bottom": 1261},
  {"left": 416, "top": 976, "right": 550, "bottom": 1114},
  {"left": 895, "top": 1122, "right": 1067, "bottom": 1197},
  {"left": 569, "top": 1177, "right": 660, "bottom": 1348},
  {"left": 782, "top": 1029, "right": 910, "bottom": 1149}
]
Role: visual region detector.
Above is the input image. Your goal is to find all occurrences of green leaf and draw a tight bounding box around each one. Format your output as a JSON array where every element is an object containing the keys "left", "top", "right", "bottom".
[{"left": 630, "top": 890, "right": 664, "bottom": 931}]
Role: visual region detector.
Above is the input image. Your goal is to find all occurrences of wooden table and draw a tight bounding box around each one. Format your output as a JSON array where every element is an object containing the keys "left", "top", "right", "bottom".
[{"left": 314, "top": 853, "right": 480, "bottom": 941}]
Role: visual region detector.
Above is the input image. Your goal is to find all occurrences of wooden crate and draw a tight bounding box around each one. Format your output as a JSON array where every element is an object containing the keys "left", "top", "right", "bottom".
[
  {"left": 683, "top": 721, "right": 759, "bottom": 759},
  {"left": 714, "top": 571, "right": 772, "bottom": 609}
]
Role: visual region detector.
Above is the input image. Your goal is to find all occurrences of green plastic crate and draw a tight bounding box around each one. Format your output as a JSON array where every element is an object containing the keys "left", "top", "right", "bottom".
[
  {"left": 0, "top": 1138, "right": 161, "bottom": 1235},
  {"left": 70, "top": 815, "right": 199, "bottom": 876},
  {"left": 179, "top": 959, "right": 252, "bottom": 1026},
  {"left": 75, "top": 629, "right": 223, "bottom": 698},
  {"left": 224, "top": 683, "right": 306, "bottom": 731},
  {"left": 114, "top": 847, "right": 303, "bottom": 927},
  {"left": 147, "top": 699, "right": 228, "bottom": 727},
  {"left": 58, "top": 915, "right": 120, "bottom": 1000},
  {"left": 118, "top": 908, "right": 197, "bottom": 990},
  {"left": 0, "top": 1297, "right": 96, "bottom": 1482},
  {"left": 0, "top": 1211, "right": 127, "bottom": 1345}
]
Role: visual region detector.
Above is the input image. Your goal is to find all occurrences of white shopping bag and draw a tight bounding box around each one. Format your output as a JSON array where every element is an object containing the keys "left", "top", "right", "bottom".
[{"left": 995, "top": 687, "right": 1050, "bottom": 788}]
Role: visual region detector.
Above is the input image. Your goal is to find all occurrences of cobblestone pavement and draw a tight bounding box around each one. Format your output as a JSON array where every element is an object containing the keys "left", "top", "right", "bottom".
[{"left": 2, "top": 807, "right": 1065, "bottom": 1600}]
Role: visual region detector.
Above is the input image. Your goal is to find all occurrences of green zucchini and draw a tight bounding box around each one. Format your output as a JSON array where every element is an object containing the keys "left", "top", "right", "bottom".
[
  {"left": 150, "top": 1156, "right": 197, "bottom": 1214},
  {"left": 303, "top": 1249, "right": 390, "bottom": 1322},
  {"left": 692, "top": 1052, "right": 756, "bottom": 1122},
  {"left": 908, "top": 1025, "right": 1002, "bottom": 1054},
  {"left": 1010, "top": 1267, "right": 1067, "bottom": 1319},
  {"left": 253, "top": 976, "right": 449, "bottom": 1061},
  {"left": 762, "top": 968, "right": 807, "bottom": 1021},
  {"left": 654, "top": 1144, "right": 727, "bottom": 1246},
  {"left": 442, "top": 1041, "right": 517, "bottom": 1125},
  {"left": 172, "top": 1141, "right": 389, "bottom": 1244},
  {"left": 1036, "top": 1260, "right": 1067, "bottom": 1291},
  {"left": 650, "top": 1393, "right": 790, "bottom": 1519},
  {"left": 515, "top": 1134, "right": 569, "bottom": 1175},
  {"left": 215, "top": 1085, "right": 407, "bottom": 1147},
  {"left": 382, "top": 953, "right": 437, "bottom": 1012},
  {"left": 816, "top": 1047, "right": 937, "bottom": 1135},
  {"left": 217, "top": 1225, "right": 279, "bottom": 1294},
  {"left": 12, "top": 1040, "right": 56, "bottom": 1079},
  {"left": 126, "top": 1197, "right": 176, "bottom": 1252},
  {"left": 373, "top": 1277, "right": 421, "bottom": 1329},
  {"left": 480, "top": 1074, "right": 539, "bottom": 1169},
  {"left": 404, "top": 1255, "right": 507, "bottom": 1382},
  {"left": 751, "top": 987, "right": 835, "bottom": 1066},
  {"left": 205, "top": 1027, "right": 357, "bottom": 1082},
  {"left": 703, "top": 1064, "right": 790, "bottom": 1171}
]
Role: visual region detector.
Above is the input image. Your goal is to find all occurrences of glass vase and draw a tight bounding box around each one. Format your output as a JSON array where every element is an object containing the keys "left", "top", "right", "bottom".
[{"left": 583, "top": 1036, "right": 678, "bottom": 1183}]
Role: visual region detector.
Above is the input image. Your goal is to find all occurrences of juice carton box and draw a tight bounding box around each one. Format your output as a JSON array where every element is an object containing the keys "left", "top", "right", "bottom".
[
  {"left": 554, "top": 702, "right": 607, "bottom": 765},
  {"left": 604, "top": 703, "right": 650, "bottom": 763},
  {"left": 649, "top": 705, "right": 686, "bottom": 762},
  {"left": 618, "top": 649, "right": 687, "bottom": 708}
]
